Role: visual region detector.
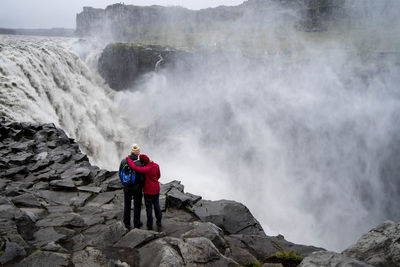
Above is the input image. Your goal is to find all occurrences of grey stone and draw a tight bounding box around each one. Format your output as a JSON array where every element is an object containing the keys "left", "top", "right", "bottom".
[
  {"left": 49, "top": 179, "right": 76, "bottom": 190},
  {"left": 0, "top": 219, "right": 29, "bottom": 251},
  {"left": 18, "top": 251, "right": 71, "bottom": 267},
  {"left": 342, "top": 220, "right": 400, "bottom": 267},
  {"left": 72, "top": 247, "right": 114, "bottom": 267},
  {"left": 299, "top": 251, "right": 372, "bottom": 267},
  {"left": 0, "top": 241, "right": 26, "bottom": 264},
  {"left": 138, "top": 238, "right": 185, "bottom": 267},
  {"left": 114, "top": 228, "right": 165, "bottom": 248},
  {"left": 15, "top": 212, "right": 38, "bottom": 241},
  {"left": 36, "top": 190, "right": 91, "bottom": 207},
  {"left": 262, "top": 264, "right": 284, "bottom": 267},
  {"left": 160, "top": 180, "right": 184, "bottom": 195},
  {"left": 167, "top": 187, "right": 201, "bottom": 209},
  {"left": 107, "top": 177, "right": 123, "bottom": 190},
  {"left": 77, "top": 222, "right": 127, "bottom": 249},
  {"left": 0, "top": 204, "right": 19, "bottom": 219},
  {"left": 181, "top": 221, "right": 226, "bottom": 253},
  {"left": 4, "top": 166, "right": 29, "bottom": 178},
  {"left": 86, "top": 191, "right": 116, "bottom": 207},
  {"left": 192, "top": 199, "right": 265, "bottom": 236},
  {"left": 77, "top": 185, "right": 102, "bottom": 193},
  {"left": 42, "top": 241, "right": 65, "bottom": 252},
  {"left": 224, "top": 236, "right": 258, "bottom": 265},
  {"left": 8, "top": 152, "right": 34, "bottom": 165},
  {"left": 33, "top": 227, "right": 67, "bottom": 249},
  {"left": 11, "top": 193, "right": 42, "bottom": 208},
  {"left": 36, "top": 212, "right": 86, "bottom": 227},
  {"left": 60, "top": 167, "right": 91, "bottom": 181}
]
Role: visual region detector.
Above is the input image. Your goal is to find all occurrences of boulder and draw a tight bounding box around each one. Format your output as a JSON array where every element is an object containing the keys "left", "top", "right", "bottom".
[
  {"left": 114, "top": 228, "right": 165, "bottom": 248},
  {"left": 167, "top": 187, "right": 202, "bottom": 209},
  {"left": 192, "top": 199, "right": 265, "bottom": 236},
  {"left": 72, "top": 247, "right": 115, "bottom": 267},
  {"left": 299, "top": 251, "right": 372, "bottom": 267},
  {"left": 138, "top": 238, "right": 185, "bottom": 267},
  {"left": 181, "top": 221, "right": 227, "bottom": 253},
  {"left": 342, "top": 220, "right": 400, "bottom": 267}
]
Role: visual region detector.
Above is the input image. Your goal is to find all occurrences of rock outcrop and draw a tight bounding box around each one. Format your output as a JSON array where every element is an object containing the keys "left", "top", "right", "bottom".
[
  {"left": 1, "top": 116, "right": 399, "bottom": 266},
  {"left": 98, "top": 43, "right": 188, "bottom": 90},
  {"left": 0, "top": 116, "right": 323, "bottom": 266},
  {"left": 76, "top": 0, "right": 347, "bottom": 41}
]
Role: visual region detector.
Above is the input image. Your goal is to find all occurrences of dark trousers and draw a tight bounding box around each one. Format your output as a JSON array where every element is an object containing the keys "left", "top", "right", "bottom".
[
  {"left": 123, "top": 188, "right": 142, "bottom": 229},
  {"left": 144, "top": 193, "right": 162, "bottom": 229}
]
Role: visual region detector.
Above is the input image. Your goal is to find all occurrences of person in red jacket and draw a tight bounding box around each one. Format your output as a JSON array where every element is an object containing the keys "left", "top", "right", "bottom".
[{"left": 126, "top": 154, "right": 162, "bottom": 230}]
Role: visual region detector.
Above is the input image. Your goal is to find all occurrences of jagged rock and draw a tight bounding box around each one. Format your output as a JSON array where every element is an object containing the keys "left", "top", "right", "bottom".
[
  {"left": 36, "top": 190, "right": 91, "bottom": 207},
  {"left": 32, "top": 227, "right": 67, "bottom": 249},
  {"left": 86, "top": 191, "right": 116, "bottom": 207},
  {"left": 8, "top": 152, "right": 34, "bottom": 165},
  {"left": 0, "top": 241, "right": 26, "bottom": 265},
  {"left": 192, "top": 199, "right": 266, "bottom": 236},
  {"left": 167, "top": 187, "right": 202, "bottom": 209},
  {"left": 224, "top": 235, "right": 258, "bottom": 265},
  {"left": 4, "top": 165, "right": 29, "bottom": 178},
  {"left": 0, "top": 219, "right": 30, "bottom": 252},
  {"left": 342, "top": 220, "right": 400, "bottom": 267},
  {"left": 42, "top": 241, "right": 65, "bottom": 252},
  {"left": 164, "top": 236, "right": 238, "bottom": 266},
  {"left": 138, "top": 238, "right": 185, "bottom": 267},
  {"left": 107, "top": 177, "right": 124, "bottom": 190},
  {"left": 114, "top": 228, "right": 165, "bottom": 248},
  {"left": 60, "top": 167, "right": 91, "bottom": 181},
  {"left": 228, "top": 234, "right": 324, "bottom": 260},
  {"left": 77, "top": 185, "right": 102, "bottom": 193},
  {"left": 299, "top": 251, "right": 372, "bottom": 267},
  {"left": 18, "top": 251, "right": 71, "bottom": 267},
  {"left": 49, "top": 179, "right": 76, "bottom": 190},
  {"left": 15, "top": 212, "right": 38, "bottom": 241},
  {"left": 181, "top": 221, "right": 227, "bottom": 253},
  {"left": 36, "top": 212, "right": 85, "bottom": 228},
  {"left": 4, "top": 181, "right": 32, "bottom": 197},
  {"left": 0, "top": 204, "right": 19, "bottom": 219},
  {"left": 11, "top": 193, "right": 43, "bottom": 208},
  {"left": 72, "top": 247, "right": 115, "bottom": 267},
  {"left": 160, "top": 180, "right": 185, "bottom": 195},
  {"left": 74, "top": 222, "right": 127, "bottom": 250}
]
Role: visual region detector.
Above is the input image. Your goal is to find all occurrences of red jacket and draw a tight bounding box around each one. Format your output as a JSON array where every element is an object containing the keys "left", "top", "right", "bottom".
[{"left": 126, "top": 157, "right": 161, "bottom": 195}]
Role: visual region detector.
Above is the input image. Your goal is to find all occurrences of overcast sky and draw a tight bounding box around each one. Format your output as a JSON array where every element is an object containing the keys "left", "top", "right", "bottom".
[{"left": 0, "top": 0, "right": 245, "bottom": 29}]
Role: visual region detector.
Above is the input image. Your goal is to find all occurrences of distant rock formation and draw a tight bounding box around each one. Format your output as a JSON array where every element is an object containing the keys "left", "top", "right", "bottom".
[
  {"left": 1, "top": 118, "right": 399, "bottom": 266},
  {"left": 76, "top": 0, "right": 346, "bottom": 42},
  {"left": 97, "top": 43, "right": 188, "bottom": 90}
]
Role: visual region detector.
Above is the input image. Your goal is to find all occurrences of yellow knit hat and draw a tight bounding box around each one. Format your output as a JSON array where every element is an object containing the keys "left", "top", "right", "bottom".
[{"left": 131, "top": 144, "right": 140, "bottom": 154}]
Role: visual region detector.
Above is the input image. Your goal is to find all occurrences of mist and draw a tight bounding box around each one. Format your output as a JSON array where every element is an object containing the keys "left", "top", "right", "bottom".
[{"left": 109, "top": 0, "right": 400, "bottom": 251}]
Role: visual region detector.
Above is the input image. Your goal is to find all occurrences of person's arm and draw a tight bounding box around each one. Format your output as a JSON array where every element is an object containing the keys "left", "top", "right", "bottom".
[
  {"left": 126, "top": 157, "right": 151, "bottom": 173},
  {"left": 157, "top": 166, "right": 161, "bottom": 180}
]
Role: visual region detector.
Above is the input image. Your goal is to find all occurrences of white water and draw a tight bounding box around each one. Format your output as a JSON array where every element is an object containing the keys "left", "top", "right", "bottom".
[
  {"left": 1, "top": 0, "right": 400, "bottom": 253},
  {"left": 0, "top": 35, "right": 134, "bottom": 167}
]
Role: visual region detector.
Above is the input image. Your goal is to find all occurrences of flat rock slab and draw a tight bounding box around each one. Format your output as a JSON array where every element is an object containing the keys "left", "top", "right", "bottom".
[
  {"left": 77, "top": 186, "right": 102, "bottom": 193},
  {"left": 75, "top": 222, "right": 127, "bottom": 250},
  {"left": 86, "top": 191, "right": 116, "bottom": 207},
  {"left": 299, "top": 251, "right": 373, "bottom": 267},
  {"left": 49, "top": 179, "right": 76, "bottom": 190},
  {"left": 18, "top": 251, "right": 71, "bottom": 267},
  {"left": 167, "top": 188, "right": 201, "bottom": 209},
  {"left": 36, "top": 213, "right": 85, "bottom": 227},
  {"left": 114, "top": 228, "right": 165, "bottom": 248},
  {"left": 11, "top": 193, "right": 43, "bottom": 208},
  {"left": 33, "top": 227, "right": 67, "bottom": 249},
  {"left": 36, "top": 190, "right": 91, "bottom": 207},
  {"left": 0, "top": 241, "right": 26, "bottom": 265}
]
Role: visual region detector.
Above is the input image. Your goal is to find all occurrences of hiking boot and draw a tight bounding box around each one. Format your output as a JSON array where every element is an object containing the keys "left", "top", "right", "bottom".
[
  {"left": 134, "top": 222, "right": 143, "bottom": 229},
  {"left": 156, "top": 220, "right": 162, "bottom": 227}
]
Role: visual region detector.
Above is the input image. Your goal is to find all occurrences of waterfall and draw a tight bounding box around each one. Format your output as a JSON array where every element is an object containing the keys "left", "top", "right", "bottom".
[{"left": 0, "top": 35, "right": 133, "bottom": 169}]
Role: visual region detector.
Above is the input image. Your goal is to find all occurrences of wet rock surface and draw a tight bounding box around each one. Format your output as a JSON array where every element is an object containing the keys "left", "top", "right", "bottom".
[{"left": 0, "top": 116, "right": 397, "bottom": 266}]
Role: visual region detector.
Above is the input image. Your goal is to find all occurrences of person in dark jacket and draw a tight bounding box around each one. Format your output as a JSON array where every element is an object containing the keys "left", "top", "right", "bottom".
[
  {"left": 126, "top": 154, "right": 161, "bottom": 230},
  {"left": 119, "top": 144, "right": 145, "bottom": 230}
]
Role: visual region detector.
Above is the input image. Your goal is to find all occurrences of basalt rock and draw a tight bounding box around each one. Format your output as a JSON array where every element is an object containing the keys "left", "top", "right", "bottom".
[{"left": 1, "top": 116, "right": 396, "bottom": 266}]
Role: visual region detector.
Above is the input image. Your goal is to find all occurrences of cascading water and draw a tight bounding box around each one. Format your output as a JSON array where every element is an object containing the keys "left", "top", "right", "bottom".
[
  {"left": 0, "top": 0, "right": 399, "bottom": 253},
  {"left": 0, "top": 35, "right": 134, "bottom": 168}
]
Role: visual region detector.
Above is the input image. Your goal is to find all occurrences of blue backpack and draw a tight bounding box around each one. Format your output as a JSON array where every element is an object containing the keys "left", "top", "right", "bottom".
[{"left": 120, "top": 162, "right": 136, "bottom": 186}]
